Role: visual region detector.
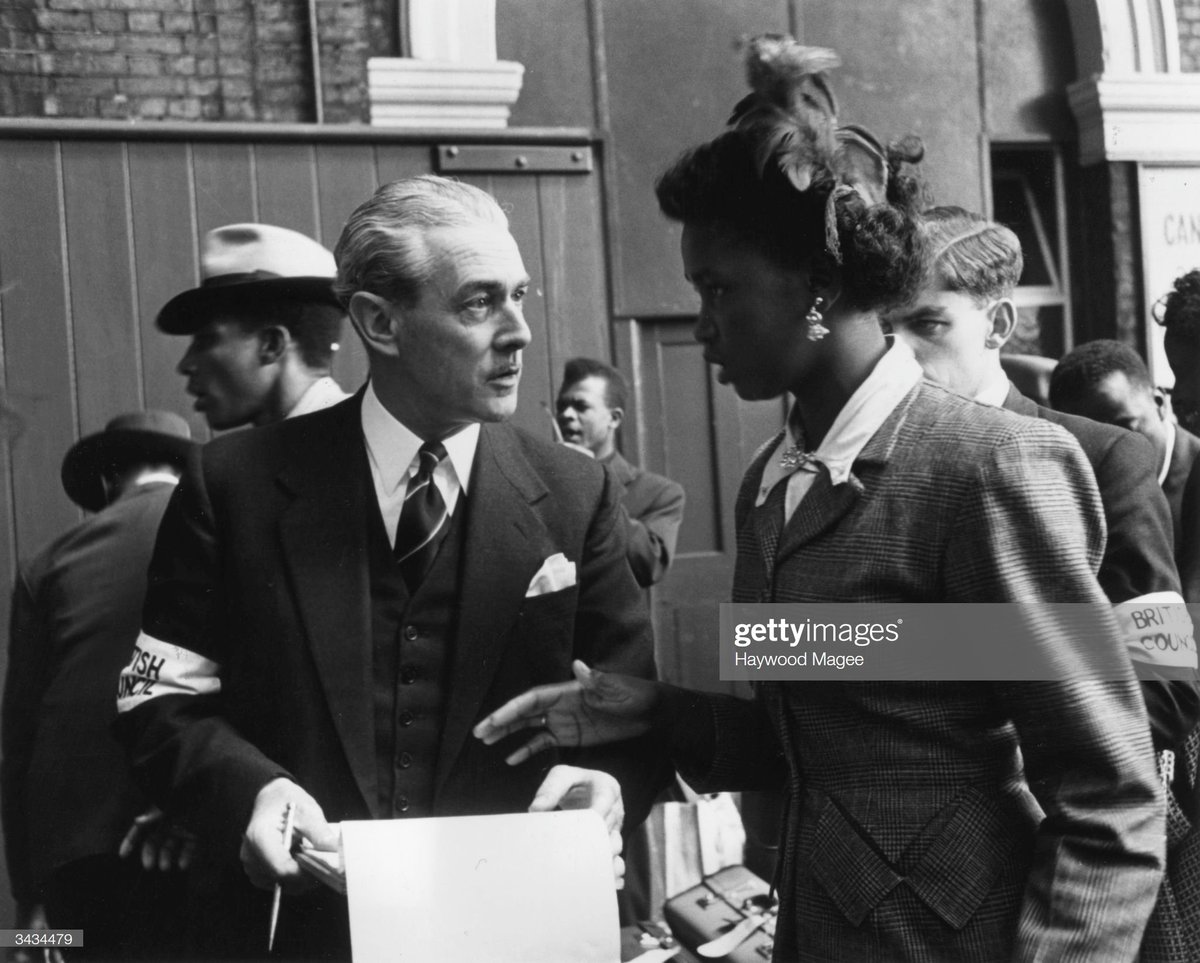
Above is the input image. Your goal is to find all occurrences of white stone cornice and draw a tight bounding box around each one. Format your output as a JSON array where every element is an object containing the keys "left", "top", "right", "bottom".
[
  {"left": 368, "top": 59, "right": 525, "bottom": 129},
  {"left": 1069, "top": 74, "right": 1200, "bottom": 164}
]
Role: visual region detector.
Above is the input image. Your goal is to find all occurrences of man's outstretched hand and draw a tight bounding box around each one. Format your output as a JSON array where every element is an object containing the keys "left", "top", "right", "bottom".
[{"left": 472, "top": 660, "right": 660, "bottom": 765}]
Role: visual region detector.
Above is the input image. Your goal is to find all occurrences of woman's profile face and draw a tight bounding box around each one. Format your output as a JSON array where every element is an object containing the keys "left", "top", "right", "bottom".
[{"left": 681, "top": 223, "right": 813, "bottom": 401}]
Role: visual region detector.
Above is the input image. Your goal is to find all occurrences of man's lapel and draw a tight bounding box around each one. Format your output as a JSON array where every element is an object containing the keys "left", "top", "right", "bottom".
[
  {"left": 435, "top": 423, "right": 552, "bottom": 795},
  {"left": 276, "top": 396, "right": 378, "bottom": 815}
]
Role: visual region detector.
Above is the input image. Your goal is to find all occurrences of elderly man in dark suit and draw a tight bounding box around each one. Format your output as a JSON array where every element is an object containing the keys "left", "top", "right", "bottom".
[
  {"left": 2, "top": 411, "right": 196, "bottom": 959},
  {"left": 115, "top": 175, "right": 660, "bottom": 960},
  {"left": 555, "top": 357, "right": 685, "bottom": 588}
]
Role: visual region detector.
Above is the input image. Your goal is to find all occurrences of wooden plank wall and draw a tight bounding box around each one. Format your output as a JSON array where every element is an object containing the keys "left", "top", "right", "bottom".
[{"left": 0, "top": 127, "right": 609, "bottom": 666}]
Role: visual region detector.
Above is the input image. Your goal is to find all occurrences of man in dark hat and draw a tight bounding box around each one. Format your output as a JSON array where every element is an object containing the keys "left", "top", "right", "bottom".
[
  {"left": 2, "top": 411, "right": 197, "bottom": 959},
  {"left": 159, "top": 223, "right": 350, "bottom": 430}
]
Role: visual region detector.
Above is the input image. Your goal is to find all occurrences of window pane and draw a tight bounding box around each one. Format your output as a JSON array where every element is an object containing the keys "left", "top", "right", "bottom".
[{"left": 992, "top": 148, "right": 1060, "bottom": 290}]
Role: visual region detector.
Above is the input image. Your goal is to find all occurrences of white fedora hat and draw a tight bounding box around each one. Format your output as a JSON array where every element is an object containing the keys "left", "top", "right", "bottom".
[{"left": 156, "top": 223, "right": 340, "bottom": 334}]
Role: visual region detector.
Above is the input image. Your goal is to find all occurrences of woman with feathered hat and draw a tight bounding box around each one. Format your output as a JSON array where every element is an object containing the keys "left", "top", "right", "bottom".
[{"left": 476, "top": 37, "right": 1164, "bottom": 962}]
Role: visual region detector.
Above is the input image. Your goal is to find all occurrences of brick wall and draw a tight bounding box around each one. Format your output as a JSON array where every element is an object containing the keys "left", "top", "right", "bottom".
[
  {"left": 1179, "top": 0, "right": 1200, "bottom": 71},
  {"left": 0, "top": 0, "right": 367, "bottom": 122}
]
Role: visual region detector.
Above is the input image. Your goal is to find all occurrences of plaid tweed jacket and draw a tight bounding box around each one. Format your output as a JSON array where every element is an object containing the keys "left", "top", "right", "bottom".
[{"left": 678, "top": 381, "right": 1165, "bottom": 963}]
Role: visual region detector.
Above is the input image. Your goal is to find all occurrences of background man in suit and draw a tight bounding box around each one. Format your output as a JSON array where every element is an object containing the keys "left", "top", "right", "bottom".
[
  {"left": 1049, "top": 338, "right": 1200, "bottom": 570},
  {"left": 555, "top": 357, "right": 685, "bottom": 587},
  {"left": 887, "top": 207, "right": 1198, "bottom": 745},
  {"left": 160, "top": 223, "right": 350, "bottom": 431},
  {"left": 2, "top": 411, "right": 196, "bottom": 959},
  {"left": 116, "top": 176, "right": 660, "bottom": 959}
]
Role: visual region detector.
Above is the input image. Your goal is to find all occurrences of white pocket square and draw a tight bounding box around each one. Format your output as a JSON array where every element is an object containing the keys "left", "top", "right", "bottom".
[{"left": 525, "top": 553, "right": 577, "bottom": 597}]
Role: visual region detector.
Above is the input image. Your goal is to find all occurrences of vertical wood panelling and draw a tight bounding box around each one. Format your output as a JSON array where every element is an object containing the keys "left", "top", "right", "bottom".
[
  {"left": 191, "top": 142, "right": 256, "bottom": 236},
  {"left": 648, "top": 333, "right": 718, "bottom": 554},
  {"left": 373, "top": 144, "right": 434, "bottom": 186},
  {"left": 480, "top": 175, "right": 554, "bottom": 440},
  {"left": 601, "top": 0, "right": 791, "bottom": 317},
  {"left": 313, "top": 144, "right": 379, "bottom": 249},
  {"left": 0, "top": 140, "right": 80, "bottom": 561},
  {"left": 253, "top": 143, "right": 321, "bottom": 236},
  {"left": 60, "top": 141, "right": 142, "bottom": 434},
  {"left": 315, "top": 145, "right": 379, "bottom": 395},
  {"left": 633, "top": 317, "right": 782, "bottom": 693},
  {"left": 536, "top": 175, "right": 609, "bottom": 370},
  {"left": 126, "top": 143, "right": 205, "bottom": 439}
]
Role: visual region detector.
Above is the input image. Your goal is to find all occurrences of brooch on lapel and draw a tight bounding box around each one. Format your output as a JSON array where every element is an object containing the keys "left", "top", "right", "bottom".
[{"left": 779, "top": 446, "right": 819, "bottom": 471}]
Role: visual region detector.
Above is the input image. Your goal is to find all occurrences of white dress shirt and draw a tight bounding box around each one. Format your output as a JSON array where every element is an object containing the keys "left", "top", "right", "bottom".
[
  {"left": 288, "top": 376, "right": 351, "bottom": 419},
  {"left": 359, "top": 381, "right": 480, "bottom": 545}
]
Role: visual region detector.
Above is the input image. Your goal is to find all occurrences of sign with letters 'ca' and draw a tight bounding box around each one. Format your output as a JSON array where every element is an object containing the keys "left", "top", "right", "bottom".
[{"left": 1139, "top": 165, "right": 1200, "bottom": 386}]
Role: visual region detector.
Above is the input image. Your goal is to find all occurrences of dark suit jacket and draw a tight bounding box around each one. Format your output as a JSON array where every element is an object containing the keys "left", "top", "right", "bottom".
[
  {"left": 666, "top": 382, "right": 1164, "bottom": 963},
  {"left": 1004, "top": 386, "right": 1199, "bottom": 747},
  {"left": 115, "top": 396, "right": 660, "bottom": 956},
  {"left": 2, "top": 483, "right": 174, "bottom": 902},
  {"left": 601, "top": 451, "right": 685, "bottom": 587},
  {"left": 1164, "top": 425, "right": 1200, "bottom": 566},
  {"left": 1177, "top": 461, "right": 1200, "bottom": 603}
]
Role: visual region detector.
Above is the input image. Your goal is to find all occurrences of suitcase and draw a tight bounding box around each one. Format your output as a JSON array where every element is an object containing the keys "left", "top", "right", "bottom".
[{"left": 663, "top": 865, "right": 776, "bottom": 962}]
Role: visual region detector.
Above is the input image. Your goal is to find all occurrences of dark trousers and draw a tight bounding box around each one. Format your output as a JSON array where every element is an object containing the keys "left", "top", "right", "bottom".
[{"left": 43, "top": 855, "right": 189, "bottom": 960}]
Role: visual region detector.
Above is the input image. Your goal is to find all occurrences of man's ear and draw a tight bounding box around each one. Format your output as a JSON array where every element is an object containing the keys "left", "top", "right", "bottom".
[
  {"left": 984, "top": 298, "right": 1017, "bottom": 349},
  {"left": 609, "top": 406, "right": 625, "bottom": 432},
  {"left": 348, "top": 292, "right": 400, "bottom": 357},
  {"left": 257, "top": 325, "right": 290, "bottom": 365}
]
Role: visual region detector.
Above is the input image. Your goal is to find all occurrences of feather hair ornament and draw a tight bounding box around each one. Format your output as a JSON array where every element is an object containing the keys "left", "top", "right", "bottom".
[{"left": 729, "top": 35, "right": 891, "bottom": 262}]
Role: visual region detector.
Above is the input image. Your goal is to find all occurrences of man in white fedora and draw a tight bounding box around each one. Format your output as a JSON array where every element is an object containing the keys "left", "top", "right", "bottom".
[{"left": 158, "top": 224, "right": 351, "bottom": 430}]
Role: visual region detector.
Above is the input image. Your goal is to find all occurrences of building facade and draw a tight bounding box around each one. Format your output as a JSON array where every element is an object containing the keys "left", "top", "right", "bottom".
[{"left": 1, "top": 0, "right": 1199, "bottom": 926}]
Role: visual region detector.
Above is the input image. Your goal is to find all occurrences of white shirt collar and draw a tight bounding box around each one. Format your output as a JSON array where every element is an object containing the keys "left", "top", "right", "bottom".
[
  {"left": 288, "top": 376, "right": 351, "bottom": 419},
  {"left": 757, "top": 339, "right": 924, "bottom": 504},
  {"left": 133, "top": 471, "right": 181, "bottom": 489},
  {"left": 359, "top": 380, "right": 479, "bottom": 496},
  {"left": 974, "top": 369, "right": 1012, "bottom": 407},
  {"left": 1160, "top": 421, "right": 1177, "bottom": 487}
]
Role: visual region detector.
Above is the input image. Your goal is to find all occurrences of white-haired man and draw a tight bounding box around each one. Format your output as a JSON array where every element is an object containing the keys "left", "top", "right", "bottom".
[{"left": 117, "top": 176, "right": 663, "bottom": 959}]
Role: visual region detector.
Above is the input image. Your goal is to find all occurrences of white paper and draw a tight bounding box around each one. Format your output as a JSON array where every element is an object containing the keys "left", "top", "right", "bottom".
[{"left": 341, "top": 810, "right": 620, "bottom": 963}]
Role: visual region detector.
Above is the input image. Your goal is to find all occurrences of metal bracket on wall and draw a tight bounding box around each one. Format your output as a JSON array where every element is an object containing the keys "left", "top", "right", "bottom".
[{"left": 435, "top": 144, "right": 593, "bottom": 174}]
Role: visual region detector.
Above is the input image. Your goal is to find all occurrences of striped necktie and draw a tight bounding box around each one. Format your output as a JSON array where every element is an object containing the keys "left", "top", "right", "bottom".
[{"left": 394, "top": 440, "right": 450, "bottom": 591}]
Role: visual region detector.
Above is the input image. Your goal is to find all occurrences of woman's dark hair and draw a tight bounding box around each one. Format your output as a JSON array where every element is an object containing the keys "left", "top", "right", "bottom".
[
  {"left": 1160, "top": 269, "right": 1200, "bottom": 343},
  {"left": 655, "top": 128, "right": 927, "bottom": 312}
]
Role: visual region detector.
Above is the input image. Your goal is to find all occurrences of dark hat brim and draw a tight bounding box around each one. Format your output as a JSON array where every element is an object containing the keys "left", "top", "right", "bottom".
[
  {"left": 61, "top": 429, "right": 197, "bottom": 512},
  {"left": 156, "top": 276, "right": 341, "bottom": 334}
]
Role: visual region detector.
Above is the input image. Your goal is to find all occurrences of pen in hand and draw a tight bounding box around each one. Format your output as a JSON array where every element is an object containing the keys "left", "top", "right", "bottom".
[{"left": 268, "top": 801, "right": 296, "bottom": 952}]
